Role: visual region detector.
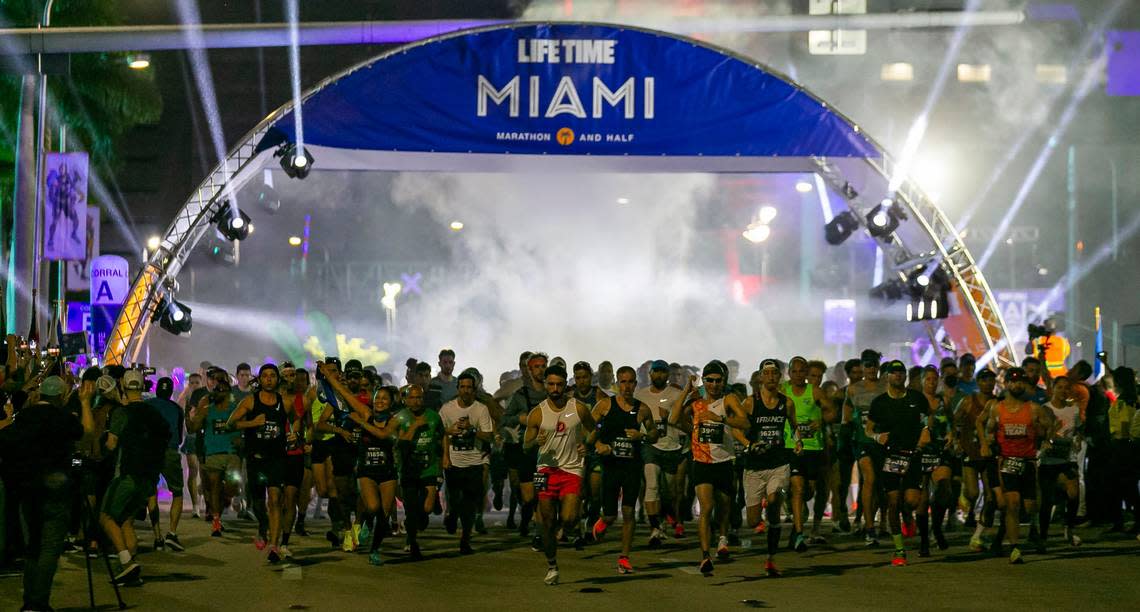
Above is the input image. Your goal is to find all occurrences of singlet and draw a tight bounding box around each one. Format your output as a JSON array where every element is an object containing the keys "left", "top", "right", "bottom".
[
  {"left": 1041, "top": 401, "right": 1081, "bottom": 465},
  {"left": 741, "top": 393, "right": 791, "bottom": 471},
  {"left": 597, "top": 398, "right": 643, "bottom": 463},
  {"left": 954, "top": 394, "right": 991, "bottom": 461},
  {"left": 243, "top": 392, "right": 287, "bottom": 459},
  {"left": 925, "top": 395, "right": 951, "bottom": 454},
  {"left": 691, "top": 397, "right": 734, "bottom": 464},
  {"left": 635, "top": 384, "right": 685, "bottom": 452},
  {"left": 310, "top": 393, "right": 336, "bottom": 442},
  {"left": 535, "top": 398, "right": 587, "bottom": 477},
  {"left": 503, "top": 384, "right": 547, "bottom": 444},
  {"left": 284, "top": 394, "right": 307, "bottom": 457},
  {"left": 395, "top": 408, "right": 444, "bottom": 480},
  {"left": 357, "top": 411, "right": 395, "bottom": 474},
  {"left": 203, "top": 398, "right": 239, "bottom": 456},
  {"left": 782, "top": 382, "right": 823, "bottom": 451},
  {"left": 995, "top": 400, "right": 1037, "bottom": 459},
  {"left": 848, "top": 379, "right": 887, "bottom": 447}
]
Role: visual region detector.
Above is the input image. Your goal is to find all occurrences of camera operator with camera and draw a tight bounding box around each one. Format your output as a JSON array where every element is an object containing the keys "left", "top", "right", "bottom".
[
  {"left": 0, "top": 374, "right": 95, "bottom": 612},
  {"left": 1027, "top": 318, "right": 1071, "bottom": 379}
]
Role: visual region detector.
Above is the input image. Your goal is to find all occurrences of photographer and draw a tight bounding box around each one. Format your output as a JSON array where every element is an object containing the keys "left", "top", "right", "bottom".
[
  {"left": 0, "top": 375, "right": 94, "bottom": 612},
  {"left": 1027, "top": 318, "right": 1071, "bottom": 379},
  {"left": 98, "top": 371, "right": 170, "bottom": 585}
]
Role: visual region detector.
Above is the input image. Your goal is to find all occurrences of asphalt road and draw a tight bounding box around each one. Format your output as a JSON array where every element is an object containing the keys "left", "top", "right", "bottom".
[{"left": 4, "top": 507, "right": 1138, "bottom": 611}]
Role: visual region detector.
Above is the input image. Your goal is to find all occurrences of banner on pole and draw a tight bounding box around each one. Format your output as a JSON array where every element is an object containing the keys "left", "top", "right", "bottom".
[
  {"left": 43, "top": 152, "right": 89, "bottom": 261},
  {"left": 66, "top": 207, "right": 100, "bottom": 292},
  {"left": 90, "top": 255, "right": 129, "bottom": 355}
]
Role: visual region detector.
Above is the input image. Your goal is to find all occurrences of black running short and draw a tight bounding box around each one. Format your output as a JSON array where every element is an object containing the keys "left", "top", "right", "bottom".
[
  {"left": 691, "top": 461, "right": 734, "bottom": 496},
  {"left": 601, "top": 459, "right": 643, "bottom": 516}
]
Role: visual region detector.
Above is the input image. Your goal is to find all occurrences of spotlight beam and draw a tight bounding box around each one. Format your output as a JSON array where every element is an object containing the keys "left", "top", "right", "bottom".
[{"left": 286, "top": 0, "right": 305, "bottom": 160}]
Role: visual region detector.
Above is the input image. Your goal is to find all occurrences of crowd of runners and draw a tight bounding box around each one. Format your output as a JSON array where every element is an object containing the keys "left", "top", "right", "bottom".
[{"left": 4, "top": 343, "right": 1138, "bottom": 605}]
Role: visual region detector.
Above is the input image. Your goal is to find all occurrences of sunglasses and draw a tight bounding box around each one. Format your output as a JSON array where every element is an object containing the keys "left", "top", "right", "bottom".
[{"left": 703, "top": 377, "right": 725, "bottom": 383}]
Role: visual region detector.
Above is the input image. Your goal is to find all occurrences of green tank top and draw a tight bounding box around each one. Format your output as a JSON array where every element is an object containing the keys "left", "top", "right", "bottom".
[
  {"left": 310, "top": 396, "right": 336, "bottom": 442},
  {"left": 782, "top": 382, "right": 823, "bottom": 451}
]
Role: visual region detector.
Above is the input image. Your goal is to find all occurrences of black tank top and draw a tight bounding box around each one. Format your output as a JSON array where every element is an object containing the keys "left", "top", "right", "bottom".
[
  {"left": 598, "top": 398, "right": 642, "bottom": 462},
  {"left": 357, "top": 411, "right": 395, "bottom": 472},
  {"left": 244, "top": 392, "right": 287, "bottom": 458},
  {"left": 741, "top": 393, "right": 790, "bottom": 471}
]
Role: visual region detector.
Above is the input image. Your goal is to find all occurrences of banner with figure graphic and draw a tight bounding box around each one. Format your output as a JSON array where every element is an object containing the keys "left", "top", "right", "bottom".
[
  {"left": 66, "top": 207, "right": 100, "bottom": 292},
  {"left": 43, "top": 152, "right": 89, "bottom": 261}
]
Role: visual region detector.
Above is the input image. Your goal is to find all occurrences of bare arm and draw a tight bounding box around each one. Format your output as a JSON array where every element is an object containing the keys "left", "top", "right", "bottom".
[
  {"left": 227, "top": 395, "right": 261, "bottom": 430},
  {"left": 723, "top": 394, "right": 751, "bottom": 430}
]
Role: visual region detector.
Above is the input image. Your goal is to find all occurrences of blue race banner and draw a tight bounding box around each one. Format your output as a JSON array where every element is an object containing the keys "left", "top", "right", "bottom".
[{"left": 267, "top": 24, "right": 878, "bottom": 158}]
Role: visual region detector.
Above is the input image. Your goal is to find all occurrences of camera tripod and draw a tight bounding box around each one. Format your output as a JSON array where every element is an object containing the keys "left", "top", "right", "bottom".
[{"left": 76, "top": 488, "right": 128, "bottom": 610}]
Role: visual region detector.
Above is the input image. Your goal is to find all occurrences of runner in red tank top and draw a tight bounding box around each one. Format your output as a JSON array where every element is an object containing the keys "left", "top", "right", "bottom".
[{"left": 978, "top": 367, "right": 1051, "bottom": 564}]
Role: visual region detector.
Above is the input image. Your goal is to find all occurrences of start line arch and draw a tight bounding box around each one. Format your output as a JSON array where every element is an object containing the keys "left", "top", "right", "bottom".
[{"left": 105, "top": 22, "right": 1016, "bottom": 368}]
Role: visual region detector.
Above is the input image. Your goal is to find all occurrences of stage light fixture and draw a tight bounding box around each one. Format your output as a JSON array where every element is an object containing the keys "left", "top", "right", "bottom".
[
  {"left": 212, "top": 201, "right": 252, "bottom": 241},
  {"left": 866, "top": 200, "right": 902, "bottom": 239},
  {"left": 824, "top": 210, "right": 860, "bottom": 245},
  {"left": 904, "top": 266, "right": 951, "bottom": 321},
  {"left": 277, "top": 143, "right": 314, "bottom": 179},
  {"left": 153, "top": 297, "right": 193, "bottom": 335}
]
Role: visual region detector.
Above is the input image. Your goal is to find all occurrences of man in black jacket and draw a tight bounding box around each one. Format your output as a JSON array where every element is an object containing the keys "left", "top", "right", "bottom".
[{"left": 0, "top": 375, "right": 94, "bottom": 612}]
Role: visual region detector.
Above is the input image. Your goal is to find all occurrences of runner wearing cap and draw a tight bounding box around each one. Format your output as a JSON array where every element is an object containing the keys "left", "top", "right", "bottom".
[
  {"left": 228, "top": 364, "right": 289, "bottom": 563},
  {"left": 737, "top": 359, "right": 799, "bottom": 577},
  {"left": 866, "top": 360, "right": 931, "bottom": 567},
  {"left": 978, "top": 367, "right": 1052, "bottom": 563},
  {"left": 635, "top": 359, "right": 686, "bottom": 545},
  {"left": 670, "top": 361, "right": 750, "bottom": 575}
]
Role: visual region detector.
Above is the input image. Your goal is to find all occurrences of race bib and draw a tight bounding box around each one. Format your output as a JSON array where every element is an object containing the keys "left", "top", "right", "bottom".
[
  {"left": 364, "top": 446, "right": 388, "bottom": 467},
  {"left": 797, "top": 422, "right": 815, "bottom": 438},
  {"left": 698, "top": 421, "right": 724, "bottom": 444},
  {"left": 758, "top": 427, "right": 783, "bottom": 446},
  {"left": 920, "top": 452, "right": 940, "bottom": 474},
  {"left": 612, "top": 437, "right": 635, "bottom": 459},
  {"left": 1001, "top": 456, "right": 1027, "bottom": 475},
  {"left": 212, "top": 419, "right": 228, "bottom": 435},
  {"left": 532, "top": 471, "right": 549, "bottom": 492},
  {"left": 883, "top": 451, "right": 912, "bottom": 475},
  {"left": 451, "top": 429, "right": 477, "bottom": 451},
  {"left": 257, "top": 421, "right": 281, "bottom": 441},
  {"left": 655, "top": 420, "right": 668, "bottom": 438}
]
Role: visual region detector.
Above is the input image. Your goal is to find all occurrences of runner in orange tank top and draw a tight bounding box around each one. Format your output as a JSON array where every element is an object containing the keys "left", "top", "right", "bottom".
[{"left": 978, "top": 367, "right": 1052, "bottom": 564}]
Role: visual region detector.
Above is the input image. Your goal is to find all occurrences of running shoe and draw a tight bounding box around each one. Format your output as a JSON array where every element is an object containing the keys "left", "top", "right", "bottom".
[
  {"left": 342, "top": 530, "right": 356, "bottom": 553},
  {"left": 764, "top": 559, "right": 781, "bottom": 577},
  {"left": 617, "top": 556, "right": 634, "bottom": 574},
  {"left": 531, "top": 534, "right": 543, "bottom": 552},
  {"left": 255, "top": 535, "right": 267, "bottom": 551},
  {"left": 699, "top": 557, "right": 714, "bottom": 576},
  {"left": 717, "top": 535, "right": 731, "bottom": 559},
  {"left": 267, "top": 547, "right": 281, "bottom": 564},
  {"left": 648, "top": 528, "right": 663, "bottom": 548},
  {"left": 408, "top": 543, "right": 424, "bottom": 561},
  {"left": 891, "top": 550, "right": 907, "bottom": 567},
  {"left": 280, "top": 545, "right": 294, "bottom": 562},
  {"left": 112, "top": 561, "right": 141, "bottom": 585},
  {"left": 1009, "top": 547, "right": 1024, "bottom": 564},
  {"left": 369, "top": 550, "right": 383, "bottom": 566},
  {"left": 164, "top": 533, "right": 185, "bottom": 552},
  {"left": 592, "top": 518, "right": 608, "bottom": 541},
  {"left": 837, "top": 517, "right": 852, "bottom": 534},
  {"left": 753, "top": 521, "right": 767, "bottom": 534},
  {"left": 809, "top": 535, "right": 828, "bottom": 545},
  {"left": 544, "top": 567, "right": 560, "bottom": 585},
  {"left": 794, "top": 534, "right": 808, "bottom": 553},
  {"left": 1066, "top": 530, "right": 1082, "bottom": 547},
  {"left": 674, "top": 522, "right": 686, "bottom": 539},
  {"left": 968, "top": 536, "right": 984, "bottom": 552},
  {"left": 352, "top": 524, "right": 362, "bottom": 548},
  {"left": 211, "top": 517, "right": 223, "bottom": 538},
  {"left": 153, "top": 538, "right": 165, "bottom": 552},
  {"left": 493, "top": 488, "right": 503, "bottom": 511},
  {"left": 326, "top": 530, "right": 340, "bottom": 548},
  {"left": 459, "top": 539, "right": 475, "bottom": 555},
  {"left": 864, "top": 531, "right": 880, "bottom": 548},
  {"left": 934, "top": 531, "right": 949, "bottom": 551},
  {"left": 444, "top": 512, "right": 458, "bottom": 535}
]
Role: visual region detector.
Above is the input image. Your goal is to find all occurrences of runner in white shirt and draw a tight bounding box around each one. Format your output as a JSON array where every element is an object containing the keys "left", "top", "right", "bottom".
[
  {"left": 441, "top": 372, "right": 495, "bottom": 555},
  {"left": 634, "top": 359, "right": 686, "bottom": 546},
  {"left": 522, "top": 365, "right": 597, "bottom": 586}
]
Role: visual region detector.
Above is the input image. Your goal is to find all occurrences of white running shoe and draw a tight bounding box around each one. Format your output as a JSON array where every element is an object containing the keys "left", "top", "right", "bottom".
[
  {"left": 279, "top": 545, "right": 293, "bottom": 561},
  {"left": 544, "top": 567, "right": 560, "bottom": 586}
]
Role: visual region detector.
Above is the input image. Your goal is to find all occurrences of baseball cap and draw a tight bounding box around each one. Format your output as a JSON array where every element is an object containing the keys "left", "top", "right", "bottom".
[
  {"left": 1005, "top": 367, "right": 1028, "bottom": 383},
  {"left": 976, "top": 369, "right": 997, "bottom": 381},
  {"left": 156, "top": 377, "right": 175, "bottom": 399},
  {"left": 39, "top": 376, "right": 67, "bottom": 397},
  {"left": 650, "top": 359, "right": 670, "bottom": 372},
  {"left": 344, "top": 359, "right": 364, "bottom": 374},
  {"left": 280, "top": 360, "right": 296, "bottom": 369},
  {"left": 122, "top": 370, "right": 145, "bottom": 391},
  {"left": 886, "top": 360, "right": 907, "bottom": 374},
  {"left": 940, "top": 356, "right": 958, "bottom": 369},
  {"left": 81, "top": 366, "right": 102, "bottom": 382},
  {"left": 702, "top": 360, "right": 728, "bottom": 378},
  {"left": 549, "top": 356, "right": 567, "bottom": 370},
  {"left": 860, "top": 349, "right": 882, "bottom": 364},
  {"left": 759, "top": 359, "right": 781, "bottom": 372}
]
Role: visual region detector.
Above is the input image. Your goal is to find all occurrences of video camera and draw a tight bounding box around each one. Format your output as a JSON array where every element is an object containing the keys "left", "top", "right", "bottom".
[{"left": 1027, "top": 323, "right": 1051, "bottom": 342}]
